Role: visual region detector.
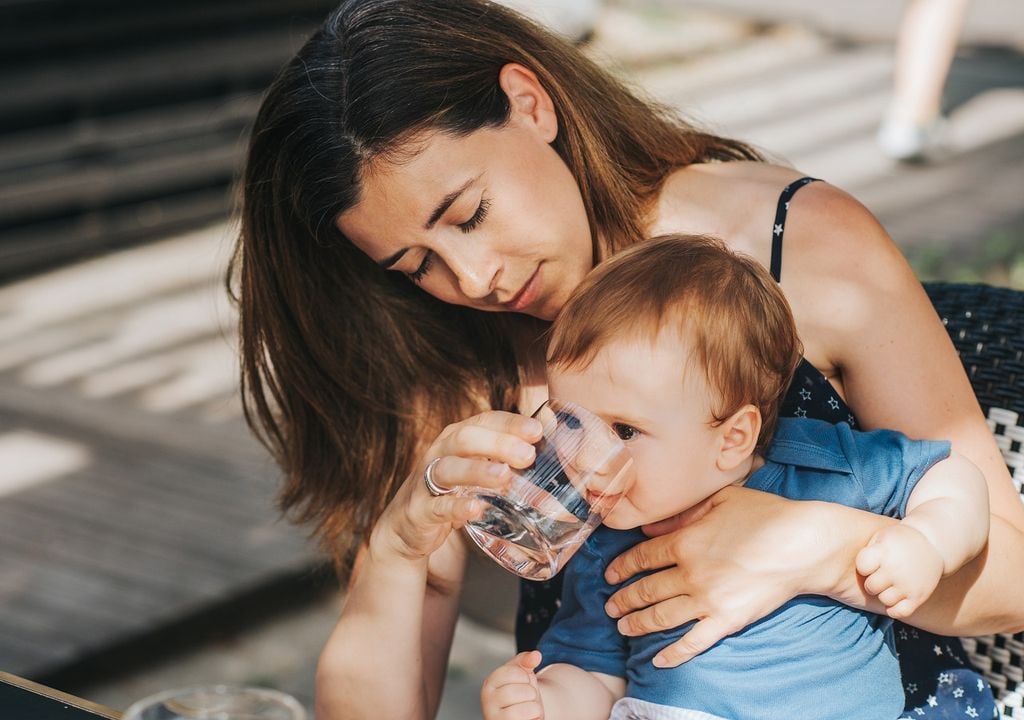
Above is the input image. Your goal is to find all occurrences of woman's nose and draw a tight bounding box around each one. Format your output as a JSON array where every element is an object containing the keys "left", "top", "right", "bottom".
[{"left": 445, "top": 245, "right": 501, "bottom": 300}]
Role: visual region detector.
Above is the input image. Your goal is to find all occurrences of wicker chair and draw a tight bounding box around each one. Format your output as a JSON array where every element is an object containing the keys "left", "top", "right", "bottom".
[{"left": 924, "top": 282, "right": 1024, "bottom": 719}]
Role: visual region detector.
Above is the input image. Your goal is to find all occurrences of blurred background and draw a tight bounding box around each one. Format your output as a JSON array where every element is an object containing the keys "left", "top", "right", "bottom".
[{"left": 0, "top": 1, "right": 1021, "bottom": 718}]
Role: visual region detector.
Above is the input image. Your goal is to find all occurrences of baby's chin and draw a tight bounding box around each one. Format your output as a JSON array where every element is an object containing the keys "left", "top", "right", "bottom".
[{"left": 601, "top": 513, "right": 641, "bottom": 531}]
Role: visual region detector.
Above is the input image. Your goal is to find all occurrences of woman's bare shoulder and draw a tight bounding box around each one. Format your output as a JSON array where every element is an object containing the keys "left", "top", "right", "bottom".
[
  {"left": 777, "top": 180, "right": 926, "bottom": 362},
  {"left": 781, "top": 180, "right": 907, "bottom": 290},
  {"left": 654, "top": 163, "right": 806, "bottom": 252}
]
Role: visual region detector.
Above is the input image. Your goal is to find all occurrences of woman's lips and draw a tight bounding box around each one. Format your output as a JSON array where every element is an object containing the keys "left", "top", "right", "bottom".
[{"left": 506, "top": 267, "right": 542, "bottom": 313}]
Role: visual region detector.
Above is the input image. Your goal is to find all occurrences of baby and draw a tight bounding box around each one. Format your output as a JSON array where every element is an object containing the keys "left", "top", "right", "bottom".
[{"left": 481, "top": 235, "right": 989, "bottom": 720}]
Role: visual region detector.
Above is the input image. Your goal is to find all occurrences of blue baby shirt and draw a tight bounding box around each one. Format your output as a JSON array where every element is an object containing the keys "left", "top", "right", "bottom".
[{"left": 536, "top": 418, "right": 951, "bottom": 720}]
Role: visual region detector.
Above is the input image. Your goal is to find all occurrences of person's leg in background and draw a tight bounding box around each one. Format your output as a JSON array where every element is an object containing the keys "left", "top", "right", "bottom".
[{"left": 878, "top": 0, "right": 973, "bottom": 162}]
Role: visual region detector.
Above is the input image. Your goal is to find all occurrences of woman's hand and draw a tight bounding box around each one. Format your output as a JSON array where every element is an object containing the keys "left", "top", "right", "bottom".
[
  {"left": 602, "top": 485, "right": 890, "bottom": 667},
  {"left": 368, "top": 410, "right": 543, "bottom": 567}
]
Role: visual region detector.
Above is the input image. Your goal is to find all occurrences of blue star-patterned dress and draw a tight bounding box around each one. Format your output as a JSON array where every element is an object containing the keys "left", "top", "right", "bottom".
[{"left": 514, "top": 177, "right": 997, "bottom": 719}]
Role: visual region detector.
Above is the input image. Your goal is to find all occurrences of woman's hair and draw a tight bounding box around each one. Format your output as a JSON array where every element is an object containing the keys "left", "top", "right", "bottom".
[
  {"left": 228, "top": 0, "right": 764, "bottom": 574},
  {"left": 548, "top": 235, "right": 803, "bottom": 453}
]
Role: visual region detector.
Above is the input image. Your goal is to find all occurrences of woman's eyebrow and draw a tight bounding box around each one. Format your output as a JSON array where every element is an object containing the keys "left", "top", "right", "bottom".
[
  {"left": 424, "top": 175, "right": 481, "bottom": 230},
  {"left": 378, "top": 248, "right": 409, "bottom": 269}
]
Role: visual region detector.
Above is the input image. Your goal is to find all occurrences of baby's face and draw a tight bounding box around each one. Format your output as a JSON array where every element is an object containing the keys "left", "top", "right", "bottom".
[{"left": 547, "top": 329, "right": 728, "bottom": 529}]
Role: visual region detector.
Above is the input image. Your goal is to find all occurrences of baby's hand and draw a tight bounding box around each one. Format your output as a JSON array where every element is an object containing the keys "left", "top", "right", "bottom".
[
  {"left": 855, "top": 524, "right": 943, "bottom": 619},
  {"left": 481, "top": 650, "right": 544, "bottom": 720}
]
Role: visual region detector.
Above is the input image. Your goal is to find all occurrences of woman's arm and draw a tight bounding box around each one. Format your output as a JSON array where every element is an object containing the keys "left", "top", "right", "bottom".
[
  {"left": 314, "top": 410, "right": 543, "bottom": 719},
  {"left": 786, "top": 183, "right": 1024, "bottom": 631},
  {"left": 316, "top": 533, "right": 467, "bottom": 720}
]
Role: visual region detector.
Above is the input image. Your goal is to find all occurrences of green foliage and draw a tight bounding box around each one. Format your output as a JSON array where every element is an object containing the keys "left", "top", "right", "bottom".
[{"left": 905, "top": 229, "right": 1024, "bottom": 289}]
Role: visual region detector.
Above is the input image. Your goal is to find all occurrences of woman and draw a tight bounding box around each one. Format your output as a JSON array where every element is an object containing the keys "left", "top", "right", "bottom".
[{"left": 229, "top": 1, "right": 1024, "bottom": 718}]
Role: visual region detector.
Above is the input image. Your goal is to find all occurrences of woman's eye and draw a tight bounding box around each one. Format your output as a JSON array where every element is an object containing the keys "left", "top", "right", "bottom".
[
  {"left": 457, "top": 197, "right": 491, "bottom": 233},
  {"left": 555, "top": 410, "right": 582, "bottom": 430},
  {"left": 612, "top": 423, "right": 639, "bottom": 441},
  {"left": 406, "top": 251, "right": 433, "bottom": 282}
]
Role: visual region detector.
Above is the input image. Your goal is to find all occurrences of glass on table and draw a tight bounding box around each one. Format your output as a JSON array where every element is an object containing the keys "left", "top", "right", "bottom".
[
  {"left": 460, "top": 398, "right": 634, "bottom": 580},
  {"left": 122, "top": 686, "right": 305, "bottom": 720}
]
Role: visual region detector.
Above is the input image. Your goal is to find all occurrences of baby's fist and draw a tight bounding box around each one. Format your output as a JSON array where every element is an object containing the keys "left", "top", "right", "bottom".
[
  {"left": 481, "top": 651, "right": 544, "bottom": 720},
  {"left": 856, "top": 525, "right": 942, "bottom": 619}
]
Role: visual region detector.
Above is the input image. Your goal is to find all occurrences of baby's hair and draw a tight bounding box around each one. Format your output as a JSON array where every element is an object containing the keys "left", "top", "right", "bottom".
[{"left": 547, "top": 235, "right": 803, "bottom": 451}]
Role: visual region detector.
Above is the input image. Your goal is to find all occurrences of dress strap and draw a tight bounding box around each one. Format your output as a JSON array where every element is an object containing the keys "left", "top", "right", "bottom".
[{"left": 770, "top": 176, "right": 821, "bottom": 282}]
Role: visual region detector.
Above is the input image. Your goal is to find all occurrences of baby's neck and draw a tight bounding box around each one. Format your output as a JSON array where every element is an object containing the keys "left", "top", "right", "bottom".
[{"left": 734, "top": 453, "right": 765, "bottom": 487}]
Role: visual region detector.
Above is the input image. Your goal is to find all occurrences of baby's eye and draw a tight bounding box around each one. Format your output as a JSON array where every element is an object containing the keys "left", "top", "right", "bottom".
[
  {"left": 612, "top": 423, "right": 639, "bottom": 441},
  {"left": 555, "top": 410, "right": 582, "bottom": 430}
]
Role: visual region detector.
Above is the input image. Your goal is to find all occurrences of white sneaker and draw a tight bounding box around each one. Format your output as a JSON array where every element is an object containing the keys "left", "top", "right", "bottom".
[{"left": 876, "top": 116, "right": 948, "bottom": 163}]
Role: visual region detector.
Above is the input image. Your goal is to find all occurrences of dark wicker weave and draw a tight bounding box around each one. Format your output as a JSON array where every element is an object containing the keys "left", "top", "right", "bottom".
[{"left": 924, "top": 282, "right": 1024, "bottom": 718}]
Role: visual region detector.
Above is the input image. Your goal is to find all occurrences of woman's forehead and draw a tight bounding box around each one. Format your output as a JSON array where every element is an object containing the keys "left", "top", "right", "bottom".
[
  {"left": 359, "top": 131, "right": 486, "bottom": 199},
  {"left": 336, "top": 131, "right": 488, "bottom": 245}
]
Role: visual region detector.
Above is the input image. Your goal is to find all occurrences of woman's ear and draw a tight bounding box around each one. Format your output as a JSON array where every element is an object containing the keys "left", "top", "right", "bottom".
[
  {"left": 498, "top": 63, "right": 558, "bottom": 143},
  {"left": 716, "top": 405, "right": 761, "bottom": 471}
]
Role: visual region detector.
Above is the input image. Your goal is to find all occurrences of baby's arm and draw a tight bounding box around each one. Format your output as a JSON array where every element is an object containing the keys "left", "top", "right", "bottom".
[
  {"left": 856, "top": 451, "right": 990, "bottom": 618},
  {"left": 481, "top": 651, "right": 625, "bottom": 720}
]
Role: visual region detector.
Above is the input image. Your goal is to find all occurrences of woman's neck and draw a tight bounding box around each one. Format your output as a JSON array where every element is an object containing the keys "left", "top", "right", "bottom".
[{"left": 649, "top": 164, "right": 745, "bottom": 244}]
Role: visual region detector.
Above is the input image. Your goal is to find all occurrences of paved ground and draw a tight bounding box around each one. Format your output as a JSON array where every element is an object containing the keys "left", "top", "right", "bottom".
[{"left": 3, "top": 1, "right": 1022, "bottom": 719}]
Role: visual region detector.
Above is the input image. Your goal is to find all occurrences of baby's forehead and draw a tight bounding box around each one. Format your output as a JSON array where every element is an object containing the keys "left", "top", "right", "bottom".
[{"left": 550, "top": 325, "right": 696, "bottom": 378}]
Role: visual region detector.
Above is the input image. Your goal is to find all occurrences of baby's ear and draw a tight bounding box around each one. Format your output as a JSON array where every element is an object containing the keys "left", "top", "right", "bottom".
[{"left": 716, "top": 405, "right": 760, "bottom": 471}]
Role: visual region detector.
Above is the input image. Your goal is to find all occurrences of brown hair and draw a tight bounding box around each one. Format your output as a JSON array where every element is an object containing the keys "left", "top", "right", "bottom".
[
  {"left": 228, "top": 0, "right": 764, "bottom": 574},
  {"left": 547, "top": 235, "right": 803, "bottom": 451}
]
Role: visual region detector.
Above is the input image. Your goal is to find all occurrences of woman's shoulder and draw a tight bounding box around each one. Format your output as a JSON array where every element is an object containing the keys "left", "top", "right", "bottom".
[
  {"left": 774, "top": 176, "right": 905, "bottom": 294},
  {"left": 658, "top": 165, "right": 879, "bottom": 281},
  {"left": 656, "top": 161, "right": 908, "bottom": 300}
]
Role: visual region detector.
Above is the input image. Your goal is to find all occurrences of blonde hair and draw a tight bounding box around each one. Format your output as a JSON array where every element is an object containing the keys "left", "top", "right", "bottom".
[{"left": 547, "top": 235, "right": 803, "bottom": 451}]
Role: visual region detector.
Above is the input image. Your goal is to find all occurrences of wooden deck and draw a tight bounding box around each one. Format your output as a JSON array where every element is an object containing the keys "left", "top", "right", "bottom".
[{"left": 0, "top": 225, "right": 321, "bottom": 680}]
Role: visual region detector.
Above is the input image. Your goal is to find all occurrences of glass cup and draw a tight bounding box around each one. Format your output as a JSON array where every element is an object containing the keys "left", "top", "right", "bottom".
[
  {"left": 461, "top": 398, "right": 634, "bottom": 580},
  {"left": 122, "top": 685, "right": 306, "bottom": 720}
]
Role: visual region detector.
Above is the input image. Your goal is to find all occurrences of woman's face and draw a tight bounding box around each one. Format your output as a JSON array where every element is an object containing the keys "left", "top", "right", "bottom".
[{"left": 338, "top": 114, "right": 594, "bottom": 321}]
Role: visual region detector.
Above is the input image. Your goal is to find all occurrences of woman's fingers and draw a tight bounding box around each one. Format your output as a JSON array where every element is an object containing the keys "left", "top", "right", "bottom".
[
  {"left": 652, "top": 617, "right": 733, "bottom": 668},
  {"left": 433, "top": 420, "right": 540, "bottom": 472},
  {"left": 373, "top": 410, "right": 543, "bottom": 564},
  {"left": 640, "top": 494, "right": 718, "bottom": 538},
  {"left": 425, "top": 456, "right": 513, "bottom": 495},
  {"left": 612, "top": 591, "right": 695, "bottom": 637},
  {"left": 605, "top": 570, "right": 681, "bottom": 620},
  {"left": 424, "top": 493, "right": 484, "bottom": 525},
  {"left": 604, "top": 533, "right": 679, "bottom": 588}
]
